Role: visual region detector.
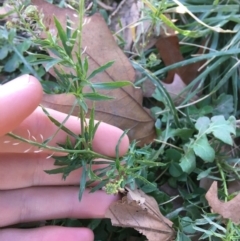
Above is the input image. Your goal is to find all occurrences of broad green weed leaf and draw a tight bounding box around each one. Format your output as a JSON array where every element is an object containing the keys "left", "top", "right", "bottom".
[
  {"left": 179, "top": 149, "right": 196, "bottom": 173},
  {"left": 213, "top": 94, "right": 233, "bottom": 118},
  {"left": 197, "top": 167, "right": 214, "bottom": 180},
  {"left": 193, "top": 135, "right": 215, "bottom": 162},
  {"left": 180, "top": 217, "right": 196, "bottom": 234},
  {"left": 160, "top": 128, "right": 194, "bottom": 141},
  {"left": 0, "top": 44, "right": 11, "bottom": 60},
  {"left": 176, "top": 231, "right": 191, "bottom": 241},
  {"left": 195, "top": 117, "right": 210, "bottom": 135},
  {"left": 207, "top": 115, "right": 236, "bottom": 145},
  {"left": 169, "top": 162, "right": 183, "bottom": 177},
  {"left": 4, "top": 54, "right": 19, "bottom": 72},
  {"left": 188, "top": 105, "right": 213, "bottom": 119},
  {"left": 166, "top": 149, "right": 181, "bottom": 162}
]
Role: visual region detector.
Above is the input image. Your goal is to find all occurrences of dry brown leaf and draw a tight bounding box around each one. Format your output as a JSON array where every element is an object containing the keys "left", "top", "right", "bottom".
[
  {"left": 31, "top": 0, "right": 156, "bottom": 145},
  {"left": 155, "top": 31, "right": 207, "bottom": 85},
  {"left": 142, "top": 19, "right": 207, "bottom": 98},
  {"left": 142, "top": 73, "right": 191, "bottom": 105},
  {"left": 206, "top": 181, "right": 240, "bottom": 224},
  {"left": 105, "top": 187, "right": 174, "bottom": 241}
]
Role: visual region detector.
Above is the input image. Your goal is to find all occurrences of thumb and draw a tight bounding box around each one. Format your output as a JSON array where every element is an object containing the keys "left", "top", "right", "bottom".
[{"left": 0, "top": 75, "right": 42, "bottom": 136}]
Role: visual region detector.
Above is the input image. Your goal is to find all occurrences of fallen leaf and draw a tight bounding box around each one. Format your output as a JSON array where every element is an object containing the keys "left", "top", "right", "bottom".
[
  {"left": 105, "top": 187, "right": 174, "bottom": 241},
  {"left": 155, "top": 29, "right": 207, "bottom": 85},
  {"left": 143, "top": 73, "right": 198, "bottom": 105},
  {"left": 206, "top": 181, "right": 240, "bottom": 224},
  {"left": 155, "top": 26, "right": 180, "bottom": 84},
  {"left": 31, "top": 0, "right": 156, "bottom": 145},
  {"left": 142, "top": 16, "right": 208, "bottom": 97}
]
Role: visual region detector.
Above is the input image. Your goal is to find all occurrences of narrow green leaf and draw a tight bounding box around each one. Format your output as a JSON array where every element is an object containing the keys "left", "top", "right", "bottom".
[
  {"left": 193, "top": 135, "right": 215, "bottom": 162},
  {"left": 115, "top": 130, "right": 129, "bottom": 173},
  {"left": 83, "top": 57, "right": 89, "bottom": 73},
  {"left": 67, "top": 29, "right": 78, "bottom": 55},
  {"left": 92, "top": 121, "right": 101, "bottom": 140},
  {"left": 41, "top": 106, "right": 79, "bottom": 140},
  {"left": 92, "top": 81, "right": 132, "bottom": 90},
  {"left": 89, "top": 106, "right": 95, "bottom": 142},
  {"left": 135, "top": 159, "right": 166, "bottom": 167},
  {"left": 12, "top": 46, "right": 40, "bottom": 79},
  {"left": 89, "top": 179, "right": 109, "bottom": 193},
  {"left": 54, "top": 16, "right": 70, "bottom": 56},
  {"left": 45, "top": 166, "right": 68, "bottom": 174},
  {"left": 79, "top": 161, "right": 87, "bottom": 201},
  {"left": 88, "top": 161, "right": 102, "bottom": 181},
  {"left": 132, "top": 61, "right": 180, "bottom": 127},
  {"left": 88, "top": 61, "right": 114, "bottom": 79},
  {"left": 77, "top": 98, "right": 88, "bottom": 113},
  {"left": 83, "top": 92, "right": 113, "bottom": 101}
]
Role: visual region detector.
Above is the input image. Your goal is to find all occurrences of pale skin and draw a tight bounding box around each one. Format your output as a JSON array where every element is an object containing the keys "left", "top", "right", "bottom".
[{"left": 0, "top": 75, "right": 129, "bottom": 240}]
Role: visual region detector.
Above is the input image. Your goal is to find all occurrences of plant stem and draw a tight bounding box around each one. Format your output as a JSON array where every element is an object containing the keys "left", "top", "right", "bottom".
[
  {"left": 216, "top": 158, "right": 228, "bottom": 201},
  {"left": 77, "top": 0, "right": 86, "bottom": 149},
  {"left": 78, "top": 0, "right": 84, "bottom": 56},
  {"left": 7, "top": 132, "right": 112, "bottom": 160}
]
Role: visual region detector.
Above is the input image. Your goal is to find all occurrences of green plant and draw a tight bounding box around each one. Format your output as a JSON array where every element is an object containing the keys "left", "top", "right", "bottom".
[{"left": 1, "top": 0, "right": 167, "bottom": 202}]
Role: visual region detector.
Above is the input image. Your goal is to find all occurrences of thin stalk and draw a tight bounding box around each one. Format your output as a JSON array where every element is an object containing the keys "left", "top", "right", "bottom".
[
  {"left": 78, "top": 0, "right": 84, "bottom": 56},
  {"left": 7, "top": 132, "right": 113, "bottom": 160},
  {"left": 77, "top": 0, "right": 86, "bottom": 149},
  {"left": 216, "top": 159, "right": 228, "bottom": 201}
]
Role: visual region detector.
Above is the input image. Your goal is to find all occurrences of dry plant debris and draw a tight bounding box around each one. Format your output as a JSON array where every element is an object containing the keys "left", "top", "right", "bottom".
[
  {"left": 30, "top": 0, "right": 156, "bottom": 145},
  {"left": 105, "top": 187, "right": 174, "bottom": 241},
  {"left": 206, "top": 181, "right": 240, "bottom": 224}
]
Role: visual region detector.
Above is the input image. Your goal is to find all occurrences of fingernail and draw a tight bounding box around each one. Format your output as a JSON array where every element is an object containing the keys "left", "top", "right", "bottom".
[
  {"left": 0, "top": 75, "right": 31, "bottom": 94},
  {"left": 14, "top": 74, "right": 30, "bottom": 85}
]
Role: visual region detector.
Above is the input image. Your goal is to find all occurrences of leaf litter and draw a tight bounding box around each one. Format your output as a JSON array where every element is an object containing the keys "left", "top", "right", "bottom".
[
  {"left": 105, "top": 186, "right": 174, "bottom": 241},
  {"left": 206, "top": 181, "right": 240, "bottom": 224}
]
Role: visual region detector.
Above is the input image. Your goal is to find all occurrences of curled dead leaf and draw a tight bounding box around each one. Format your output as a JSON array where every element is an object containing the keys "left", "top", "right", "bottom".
[
  {"left": 31, "top": 0, "right": 156, "bottom": 145},
  {"left": 206, "top": 181, "right": 240, "bottom": 224},
  {"left": 105, "top": 187, "right": 174, "bottom": 241}
]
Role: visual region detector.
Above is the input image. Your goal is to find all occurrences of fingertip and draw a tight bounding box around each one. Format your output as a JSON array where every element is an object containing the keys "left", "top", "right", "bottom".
[
  {"left": 0, "top": 227, "right": 94, "bottom": 241},
  {"left": 0, "top": 75, "right": 42, "bottom": 136},
  {"left": 92, "top": 123, "right": 130, "bottom": 157}
]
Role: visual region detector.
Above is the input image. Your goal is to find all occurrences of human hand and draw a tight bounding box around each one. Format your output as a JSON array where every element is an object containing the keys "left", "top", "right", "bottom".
[{"left": 0, "top": 75, "right": 129, "bottom": 241}]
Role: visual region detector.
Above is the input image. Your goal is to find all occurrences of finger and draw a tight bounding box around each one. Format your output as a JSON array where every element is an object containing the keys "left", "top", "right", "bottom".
[
  {"left": 0, "top": 187, "right": 119, "bottom": 227},
  {"left": 0, "top": 75, "right": 42, "bottom": 136},
  {"left": 0, "top": 226, "right": 94, "bottom": 241},
  {"left": 0, "top": 107, "right": 129, "bottom": 157},
  {"left": 0, "top": 153, "right": 110, "bottom": 189}
]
